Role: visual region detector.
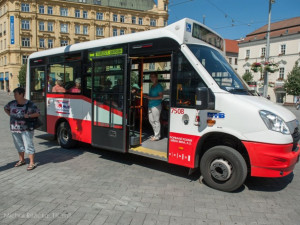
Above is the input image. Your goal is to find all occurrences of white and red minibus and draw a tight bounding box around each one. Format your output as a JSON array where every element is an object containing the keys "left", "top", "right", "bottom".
[{"left": 26, "top": 18, "right": 300, "bottom": 191}]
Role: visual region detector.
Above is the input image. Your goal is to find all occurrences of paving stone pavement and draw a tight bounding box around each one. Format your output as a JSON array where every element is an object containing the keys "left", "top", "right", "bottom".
[{"left": 0, "top": 91, "right": 300, "bottom": 225}]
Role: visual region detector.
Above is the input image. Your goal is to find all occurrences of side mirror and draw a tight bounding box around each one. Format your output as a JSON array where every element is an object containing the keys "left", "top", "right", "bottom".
[{"left": 195, "top": 87, "right": 209, "bottom": 110}]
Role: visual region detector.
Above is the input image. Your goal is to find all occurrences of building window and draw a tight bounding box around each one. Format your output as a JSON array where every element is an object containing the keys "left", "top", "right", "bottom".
[
  {"left": 4, "top": 56, "right": 7, "bottom": 65},
  {"left": 83, "top": 11, "right": 88, "bottom": 19},
  {"left": 131, "top": 29, "right": 135, "bottom": 33},
  {"left": 132, "top": 16, "right": 136, "bottom": 24},
  {"left": 96, "top": 12, "right": 103, "bottom": 20},
  {"left": 60, "top": 8, "right": 68, "bottom": 17},
  {"left": 39, "top": 21, "right": 45, "bottom": 31},
  {"left": 229, "top": 57, "right": 232, "bottom": 64},
  {"left": 75, "top": 9, "right": 80, "bottom": 18},
  {"left": 120, "top": 29, "right": 124, "bottom": 35},
  {"left": 83, "top": 26, "right": 88, "bottom": 35},
  {"left": 21, "top": 3, "right": 30, "bottom": 12},
  {"left": 48, "top": 6, "right": 53, "bottom": 15},
  {"left": 60, "top": 40, "right": 68, "bottom": 46},
  {"left": 138, "top": 17, "right": 143, "bottom": 25},
  {"left": 75, "top": 25, "right": 80, "bottom": 34},
  {"left": 39, "top": 38, "right": 45, "bottom": 48},
  {"left": 149, "top": 62, "right": 155, "bottom": 70},
  {"left": 235, "top": 58, "right": 237, "bottom": 65},
  {"left": 164, "top": 20, "right": 168, "bottom": 26},
  {"left": 113, "top": 28, "right": 117, "bottom": 36},
  {"left": 22, "top": 37, "right": 30, "bottom": 47},
  {"left": 113, "top": 14, "right": 118, "bottom": 22},
  {"left": 48, "top": 39, "right": 53, "bottom": 48},
  {"left": 96, "top": 27, "right": 103, "bottom": 36},
  {"left": 22, "top": 55, "right": 28, "bottom": 64},
  {"left": 261, "top": 47, "right": 266, "bottom": 57},
  {"left": 4, "top": 39, "right": 6, "bottom": 49},
  {"left": 48, "top": 22, "right": 53, "bottom": 32},
  {"left": 246, "top": 49, "right": 250, "bottom": 58},
  {"left": 280, "top": 44, "right": 286, "bottom": 55},
  {"left": 120, "top": 15, "right": 125, "bottom": 23},
  {"left": 279, "top": 68, "right": 284, "bottom": 80},
  {"left": 39, "top": 5, "right": 44, "bottom": 14},
  {"left": 21, "top": 20, "right": 30, "bottom": 30},
  {"left": 3, "top": 22, "right": 6, "bottom": 34},
  {"left": 150, "top": 19, "right": 156, "bottom": 27},
  {"left": 164, "top": 3, "right": 168, "bottom": 11},
  {"left": 60, "top": 23, "right": 68, "bottom": 33}
]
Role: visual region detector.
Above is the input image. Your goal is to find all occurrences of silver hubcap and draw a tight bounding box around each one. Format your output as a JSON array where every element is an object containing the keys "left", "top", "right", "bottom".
[{"left": 210, "top": 159, "right": 232, "bottom": 181}]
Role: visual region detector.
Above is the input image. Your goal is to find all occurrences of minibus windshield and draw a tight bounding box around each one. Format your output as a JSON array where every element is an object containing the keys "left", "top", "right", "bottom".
[{"left": 188, "top": 44, "right": 251, "bottom": 95}]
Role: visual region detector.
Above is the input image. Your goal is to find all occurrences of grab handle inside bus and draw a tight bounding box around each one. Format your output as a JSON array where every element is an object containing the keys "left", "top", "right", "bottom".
[{"left": 195, "top": 87, "right": 209, "bottom": 110}]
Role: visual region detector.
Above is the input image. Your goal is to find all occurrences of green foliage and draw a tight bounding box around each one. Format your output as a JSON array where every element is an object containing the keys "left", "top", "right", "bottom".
[
  {"left": 242, "top": 71, "right": 254, "bottom": 83},
  {"left": 284, "top": 61, "right": 300, "bottom": 96},
  {"left": 18, "top": 64, "right": 27, "bottom": 88}
]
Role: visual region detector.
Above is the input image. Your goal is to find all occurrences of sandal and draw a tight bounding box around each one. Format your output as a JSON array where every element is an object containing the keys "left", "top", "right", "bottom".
[
  {"left": 14, "top": 160, "right": 26, "bottom": 167},
  {"left": 27, "top": 164, "right": 36, "bottom": 171}
]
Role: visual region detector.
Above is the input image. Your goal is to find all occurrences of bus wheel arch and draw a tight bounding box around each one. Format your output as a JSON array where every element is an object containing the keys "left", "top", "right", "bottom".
[
  {"left": 56, "top": 119, "right": 77, "bottom": 149},
  {"left": 200, "top": 145, "right": 247, "bottom": 192},
  {"left": 194, "top": 132, "right": 250, "bottom": 191}
]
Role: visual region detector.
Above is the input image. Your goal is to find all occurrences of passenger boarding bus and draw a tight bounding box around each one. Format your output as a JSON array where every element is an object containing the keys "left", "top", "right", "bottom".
[{"left": 26, "top": 18, "right": 300, "bottom": 192}]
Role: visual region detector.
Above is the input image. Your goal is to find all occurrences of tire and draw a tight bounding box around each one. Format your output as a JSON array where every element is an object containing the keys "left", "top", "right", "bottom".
[
  {"left": 57, "top": 122, "right": 77, "bottom": 149},
  {"left": 200, "top": 146, "right": 247, "bottom": 192}
]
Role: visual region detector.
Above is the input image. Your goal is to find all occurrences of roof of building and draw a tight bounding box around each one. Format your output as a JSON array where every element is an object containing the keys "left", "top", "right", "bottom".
[
  {"left": 66, "top": 0, "right": 156, "bottom": 11},
  {"left": 225, "top": 39, "right": 239, "bottom": 53},
  {"left": 240, "top": 17, "right": 300, "bottom": 43}
]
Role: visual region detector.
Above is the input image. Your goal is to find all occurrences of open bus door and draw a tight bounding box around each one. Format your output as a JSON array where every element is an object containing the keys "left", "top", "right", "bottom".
[
  {"left": 91, "top": 55, "right": 128, "bottom": 152},
  {"left": 30, "top": 66, "right": 47, "bottom": 131}
]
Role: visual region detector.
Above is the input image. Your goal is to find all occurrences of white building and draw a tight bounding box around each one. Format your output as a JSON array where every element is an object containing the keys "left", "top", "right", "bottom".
[
  {"left": 225, "top": 39, "right": 239, "bottom": 72},
  {"left": 238, "top": 17, "right": 300, "bottom": 103}
]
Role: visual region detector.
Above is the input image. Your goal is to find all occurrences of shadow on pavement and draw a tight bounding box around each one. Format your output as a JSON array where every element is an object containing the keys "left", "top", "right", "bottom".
[
  {"left": 0, "top": 134, "right": 84, "bottom": 173},
  {"left": 14, "top": 133, "right": 295, "bottom": 192},
  {"left": 244, "top": 173, "right": 294, "bottom": 192}
]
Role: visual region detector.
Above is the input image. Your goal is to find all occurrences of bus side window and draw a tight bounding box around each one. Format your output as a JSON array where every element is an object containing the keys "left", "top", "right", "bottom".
[
  {"left": 48, "top": 63, "right": 66, "bottom": 93},
  {"left": 65, "top": 62, "right": 81, "bottom": 94},
  {"left": 48, "top": 62, "right": 81, "bottom": 94},
  {"left": 172, "top": 52, "right": 206, "bottom": 108}
]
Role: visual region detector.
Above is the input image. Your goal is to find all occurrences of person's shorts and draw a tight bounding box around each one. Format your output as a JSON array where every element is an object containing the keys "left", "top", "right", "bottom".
[{"left": 11, "top": 131, "right": 35, "bottom": 154}]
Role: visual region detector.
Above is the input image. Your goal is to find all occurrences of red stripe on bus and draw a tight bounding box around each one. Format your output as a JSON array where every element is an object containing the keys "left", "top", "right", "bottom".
[
  {"left": 93, "top": 101, "right": 123, "bottom": 117},
  {"left": 93, "top": 121, "right": 123, "bottom": 129},
  {"left": 47, "top": 115, "right": 92, "bottom": 144},
  {"left": 47, "top": 93, "right": 92, "bottom": 103}
]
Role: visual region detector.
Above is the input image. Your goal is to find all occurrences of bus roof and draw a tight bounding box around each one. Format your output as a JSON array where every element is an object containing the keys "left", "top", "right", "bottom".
[{"left": 28, "top": 18, "right": 224, "bottom": 60}]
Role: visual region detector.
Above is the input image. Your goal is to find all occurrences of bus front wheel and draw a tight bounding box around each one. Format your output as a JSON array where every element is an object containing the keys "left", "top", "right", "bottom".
[
  {"left": 200, "top": 146, "right": 247, "bottom": 192},
  {"left": 57, "top": 122, "right": 76, "bottom": 149}
]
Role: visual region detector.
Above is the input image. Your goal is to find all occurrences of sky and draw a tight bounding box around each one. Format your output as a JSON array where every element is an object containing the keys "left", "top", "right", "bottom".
[{"left": 166, "top": 0, "right": 300, "bottom": 40}]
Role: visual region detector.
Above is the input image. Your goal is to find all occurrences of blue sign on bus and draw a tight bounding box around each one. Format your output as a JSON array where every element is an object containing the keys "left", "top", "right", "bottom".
[{"left": 10, "top": 16, "right": 14, "bottom": 45}]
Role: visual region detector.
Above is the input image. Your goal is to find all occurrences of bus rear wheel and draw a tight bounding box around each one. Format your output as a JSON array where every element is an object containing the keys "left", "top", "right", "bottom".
[
  {"left": 200, "top": 146, "right": 247, "bottom": 192},
  {"left": 57, "top": 122, "right": 76, "bottom": 149}
]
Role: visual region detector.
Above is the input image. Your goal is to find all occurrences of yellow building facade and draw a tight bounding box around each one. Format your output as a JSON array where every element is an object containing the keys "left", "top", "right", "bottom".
[{"left": 0, "top": 0, "right": 169, "bottom": 91}]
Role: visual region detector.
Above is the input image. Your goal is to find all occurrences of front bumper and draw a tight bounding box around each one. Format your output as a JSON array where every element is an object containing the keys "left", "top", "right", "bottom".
[{"left": 243, "top": 141, "right": 300, "bottom": 177}]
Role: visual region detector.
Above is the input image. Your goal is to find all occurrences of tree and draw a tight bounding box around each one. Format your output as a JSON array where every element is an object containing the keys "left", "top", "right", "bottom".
[
  {"left": 284, "top": 61, "right": 300, "bottom": 96},
  {"left": 18, "top": 64, "right": 27, "bottom": 87},
  {"left": 242, "top": 71, "right": 253, "bottom": 83}
]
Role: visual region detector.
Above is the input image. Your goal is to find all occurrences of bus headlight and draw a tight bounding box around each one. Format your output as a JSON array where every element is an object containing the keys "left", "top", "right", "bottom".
[{"left": 259, "top": 110, "right": 290, "bottom": 135}]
